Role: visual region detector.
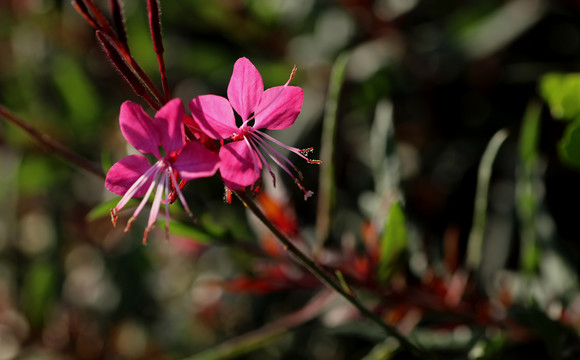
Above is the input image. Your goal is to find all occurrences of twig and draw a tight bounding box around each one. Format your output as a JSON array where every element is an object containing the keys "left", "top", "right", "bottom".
[
  {"left": 235, "top": 191, "right": 430, "bottom": 359},
  {"left": 182, "top": 290, "right": 335, "bottom": 360},
  {"left": 0, "top": 106, "right": 105, "bottom": 179}
]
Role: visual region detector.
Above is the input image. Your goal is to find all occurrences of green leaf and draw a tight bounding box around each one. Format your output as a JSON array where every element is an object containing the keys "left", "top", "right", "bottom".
[
  {"left": 540, "top": 73, "right": 580, "bottom": 121},
  {"left": 160, "top": 219, "right": 214, "bottom": 244},
  {"left": 86, "top": 196, "right": 139, "bottom": 222},
  {"left": 558, "top": 119, "right": 580, "bottom": 168},
  {"left": 378, "top": 202, "right": 408, "bottom": 284},
  {"left": 21, "top": 260, "right": 56, "bottom": 326}
]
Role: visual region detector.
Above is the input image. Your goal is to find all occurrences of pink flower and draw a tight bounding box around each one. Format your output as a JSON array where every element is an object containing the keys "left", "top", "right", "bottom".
[
  {"left": 188, "top": 57, "right": 320, "bottom": 200},
  {"left": 105, "top": 99, "right": 219, "bottom": 243}
]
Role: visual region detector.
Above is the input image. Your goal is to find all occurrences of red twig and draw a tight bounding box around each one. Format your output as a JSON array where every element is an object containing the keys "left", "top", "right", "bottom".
[
  {"left": 109, "top": 0, "right": 129, "bottom": 53},
  {"left": 148, "top": 0, "right": 171, "bottom": 100},
  {"left": 97, "top": 31, "right": 162, "bottom": 110},
  {"left": 0, "top": 106, "right": 105, "bottom": 179}
]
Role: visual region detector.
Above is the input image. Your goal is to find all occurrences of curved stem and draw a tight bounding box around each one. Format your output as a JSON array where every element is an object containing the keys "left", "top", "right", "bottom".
[
  {"left": 234, "top": 191, "right": 431, "bottom": 359},
  {"left": 0, "top": 105, "right": 105, "bottom": 179}
]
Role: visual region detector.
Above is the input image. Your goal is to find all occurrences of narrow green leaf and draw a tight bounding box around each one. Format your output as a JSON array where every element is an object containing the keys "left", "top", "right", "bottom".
[
  {"left": 86, "top": 196, "right": 139, "bottom": 221},
  {"left": 378, "top": 202, "right": 408, "bottom": 284},
  {"left": 21, "top": 261, "right": 56, "bottom": 327},
  {"left": 315, "top": 52, "right": 350, "bottom": 250},
  {"left": 159, "top": 219, "right": 214, "bottom": 244},
  {"left": 516, "top": 102, "right": 542, "bottom": 273},
  {"left": 466, "top": 129, "right": 509, "bottom": 271}
]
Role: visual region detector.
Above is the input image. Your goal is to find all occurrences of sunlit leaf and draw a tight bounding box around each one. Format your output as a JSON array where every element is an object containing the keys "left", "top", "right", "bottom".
[
  {"left": 540, "top": 73, "right": 580, "bottom": 121},
  {"left": 86, "top": 196, "right": 139, "bottom": 221},
  {"left": 558, "top": 119, "right": 580, "bottom": 168},
  {"left": 21, "top": 261, "right": 56, "bottom": 327},
  {"left": 378, "top": 202, "right": 408, "bottom": 284},
  {"left": 160, "top": 219, "right": 214, "bottom": 244}
]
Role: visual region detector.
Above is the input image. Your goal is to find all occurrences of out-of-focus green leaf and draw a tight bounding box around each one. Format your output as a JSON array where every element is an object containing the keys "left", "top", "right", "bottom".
[
  {"left": 558, "top": 119, "right": 580, "bottom": 168},
  {"left": 378, "top": 202, "right": 408, "bottom": 284},
  {"left": 51, "top": 55, "right": 100, "bottom": 129},
  {"left": 161, "top": 219, "right": 214, "bottom": 244},
  {"left": 519, "top": 101, "right": 541, "bottom": 167},
  {"left": 540, "top": 73, "right": 580, "bottom": 121},
  {"left": 517, "top": 102, "right": 541, "bottom": 273},
  {"left": 466, "top": 129, "right": 509, "bottom": 272},
  {"left": 86, "top": 196, "right": 138, "bottom": 221},
  {"left": 21, "top": 260, "right": 56, "bottom": 326},
  {"left": 18, "top": 156, "right": 61, "bottom": 194}
]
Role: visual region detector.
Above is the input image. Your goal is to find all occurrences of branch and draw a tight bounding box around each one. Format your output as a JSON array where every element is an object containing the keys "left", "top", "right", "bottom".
[
  {"left": 0, "top": 106, "right": 105, "bottom": 179},
  {"left": 234, "top": 191, "right": 431, "bottom": 359}
]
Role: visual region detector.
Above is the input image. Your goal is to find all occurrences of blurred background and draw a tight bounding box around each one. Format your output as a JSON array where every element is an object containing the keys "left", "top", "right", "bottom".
[{"left": 2, "top": 0, "right": 580, "bottom": 359}]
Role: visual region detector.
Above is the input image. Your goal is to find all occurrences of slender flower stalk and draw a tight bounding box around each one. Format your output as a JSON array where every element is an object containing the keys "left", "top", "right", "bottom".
[
  {"left": 0, "top": 105, "right": 105, "bottom": 179},
  {"left": 235, "top": 191, "right": 430, "bottom": 359}
]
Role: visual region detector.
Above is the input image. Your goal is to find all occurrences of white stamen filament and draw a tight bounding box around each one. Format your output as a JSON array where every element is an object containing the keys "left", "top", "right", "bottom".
[
  {"left": 248, "top": 136, "right": 276, "bottom": 187},
  {"left": 253, "top": 130, "right": 317, "bottom": 163},
  {"left": 125, "top": 169, "right": 161, "bottom": 232},
  {"left": 168, "top": 166, "right": 194, "bottom": 219},
  {"left": 164, "top": 172, "right": 171, "bottom": 241},
  {"left": 243, "top": 136, "right": 261, "bottom": 188},
  {"left": 114, "top": 161, "right": 163, "bottom": 214}
]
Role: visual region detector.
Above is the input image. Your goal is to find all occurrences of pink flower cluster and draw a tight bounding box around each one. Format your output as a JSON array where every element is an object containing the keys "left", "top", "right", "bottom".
[{"left": 105, "top": 58, "right": 319, "bottom": 242}]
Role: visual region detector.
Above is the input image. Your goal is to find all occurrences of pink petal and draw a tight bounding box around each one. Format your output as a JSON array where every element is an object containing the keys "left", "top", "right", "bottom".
[
  {"left": 219, "top": 140, "right": 262, "bottom": 189},
  {"left": 254, "top": 86, "right": 303, "bottom": 130},
  {"left": 227, "top": 57, "right": 263, "bottom": 121},
  {"left": 172, "top": 141, "right": 219, "bottom": 180},
  {"left": 189, "top": 95, "right": 238, "bottom": 139},
  {"left": 154, "top": 98, "right": 185, "bottom": 154},
  {"left": 119, "top": 101, "right": 160, "bottom": 157},
  {"left": 105, "top": 154, "right": 153, "bottom": 197}
]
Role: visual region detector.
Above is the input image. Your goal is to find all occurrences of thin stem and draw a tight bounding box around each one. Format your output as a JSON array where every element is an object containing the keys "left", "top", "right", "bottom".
[
  {"left": 0, "top": 105, "right": 105, "bottom": 179},
  {"left": 235, "top": 191, "right": 430, "bottom": 359},
  {"left": 148, "top": 0, "right": 171, "bottom": 100},
  {"left": 182, "top": 290, "right": 335, "bottom": 360},
  {"left": 466, "top": 129, "right": 509, "bottom": 271}
]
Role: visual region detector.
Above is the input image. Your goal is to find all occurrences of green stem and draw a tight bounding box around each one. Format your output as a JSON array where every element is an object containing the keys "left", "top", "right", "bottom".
[
  {"left": 466, "top": 129, "right": 509, "bottom": 271},
  {"left": 235, "top": 191, "right": 430, "bottom": 359}
]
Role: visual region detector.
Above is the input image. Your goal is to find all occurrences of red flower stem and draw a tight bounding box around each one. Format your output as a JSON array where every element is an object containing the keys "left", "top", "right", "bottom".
[
  {"left": 82, "top": 0, "right": 116, "bottom": 36},
  {"left": 74, "top": 0, "right": 167, "bottom": 108},
  {"left": 156, "top": 54, "right": 171, "bottom": 101},
  {"left": 234, "top": 191, "right": 431, "bottom": 359},
  {"left": 120, "top": 48, "right": 167, "bottom": 106},
  {"left": 109, "top": 0, "right": 129, "bottom": 53},
  {"left": 97, "top": 31, "right": 162, "bottom": 110},
  {"left": 0, "top": 106, "right": 105, "bottom": 179},
  {"left": 72, "top": 0, "right": 98, "bottom": 29},
  {"left": 147, "top": 0, "right": 171, "bottom": 100}
]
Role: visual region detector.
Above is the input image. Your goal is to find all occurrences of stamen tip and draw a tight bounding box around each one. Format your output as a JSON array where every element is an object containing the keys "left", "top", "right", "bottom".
[
  {"left": 304, "top": 190, "right": 314, "bottom": 201},
  {"left": 124, "top": 217, "right": 136, "bottom": 233},
  {"left": 110, "top": 209, "right": 118, "bottom": 226},
  {"left": 142, "top": 228, "right": 151, "bottom": 245}
]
